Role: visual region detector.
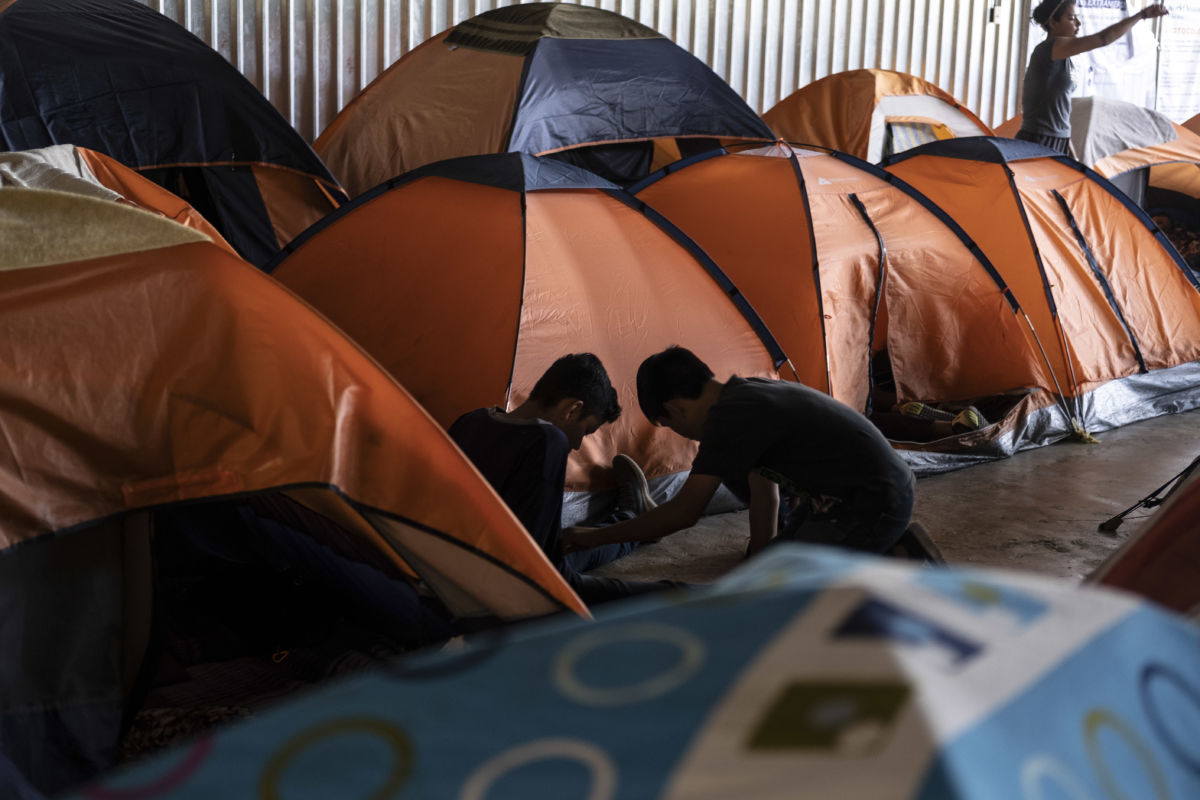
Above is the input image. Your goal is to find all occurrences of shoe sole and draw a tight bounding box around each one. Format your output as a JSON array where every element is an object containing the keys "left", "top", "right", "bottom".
[{"left": 612, "top": 454, "right": 656, "bottom": 514}]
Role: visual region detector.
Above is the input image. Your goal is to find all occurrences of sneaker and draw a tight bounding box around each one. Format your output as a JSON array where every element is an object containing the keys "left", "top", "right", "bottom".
[
  {"left": 612, "top": 454, "right": 657, "bottom": 517},
  {"left": 888, "top": 521, "right": 946, "bottom": 565},
  {"left": 897, "top": 401, "right": 956, "bottom": 423},
  {"left": 951, "top": 406, "right": 988, "bottom": 434}
]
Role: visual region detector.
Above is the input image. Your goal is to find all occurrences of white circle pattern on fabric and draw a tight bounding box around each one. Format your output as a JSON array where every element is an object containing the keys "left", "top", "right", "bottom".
[
  {"left": 1020, "top": 755, "right": 1095, "bottom": 800},
  {"left": 1083, "top": 709, "right": 1171, "bottom": 800},
  {"left": 552, "top": 623, "right": 706, "bottom": 707},
  {"left": 458, "top": 738, "right": 617, "bottom": 800}
]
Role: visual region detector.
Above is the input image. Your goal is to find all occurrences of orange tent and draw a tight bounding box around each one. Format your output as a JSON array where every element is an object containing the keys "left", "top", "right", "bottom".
[
  {"left": 0, "top": 188, "right": 579, "bottom": 614},
  {"left": 632, "top": 143, "right": 1060, "bottom": 469},
  {"left": 1184, "top": 113, "right": 1200, "bottom": 136},
  {"left": 270, "top": 153, "right": 787, "bottom": 490},
  {"left": 992, "top": 115, "right": 1022, "bottom": 139},
  {"left": 314, "top": 2, "right": 773, "bottom": 193},
  {"left": 886, "top": 137, "right": 1200, "bottom": 438},
  {"left": 0, "top": 143, "right": 236, "bottom": 255},
  {"left": 995, "top": 99, "right": 1200, "bottom": 209},
  {"left": 763, "top": 69, "right": 992, "bottom": 163},
  {"left": 0, "top": 188, "right": 582, "bottom": 792},
  {"left": 1071, "top": 99, "right": 1200, "bottom": 227}
]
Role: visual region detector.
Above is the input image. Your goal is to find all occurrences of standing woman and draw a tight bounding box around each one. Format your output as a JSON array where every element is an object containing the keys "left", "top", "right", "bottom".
[{"left": 1017, "top": 1, "right": 1169, "bottom": 156}]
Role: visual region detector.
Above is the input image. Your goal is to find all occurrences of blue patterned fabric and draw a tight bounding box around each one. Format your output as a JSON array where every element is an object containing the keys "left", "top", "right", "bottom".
[{"left": 70, "top": 545, "right": 1200, "bottom": 799}]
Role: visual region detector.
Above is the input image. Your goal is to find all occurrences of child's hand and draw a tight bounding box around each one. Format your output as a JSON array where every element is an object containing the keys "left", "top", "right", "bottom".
[
  {"left": 1143, "top": 4, "right": 1169, "bottom": 18},
  {"left": 561, "top": 526, "right": 598, "bottom": 553}
]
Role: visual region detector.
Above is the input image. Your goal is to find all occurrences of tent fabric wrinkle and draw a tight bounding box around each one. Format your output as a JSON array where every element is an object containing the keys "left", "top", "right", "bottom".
[
  {"left": 272, "top": 152, "right": 782, "bottom": 491},
  {"left": 1069, "top": 96, "right": 1179, "bottom": 168},
  {"left": 315, "top": 3, "right": 772, "bottom": 192},
  {"left": 1050, "top": 188, "right": 1148, "bottom": 374},
  {"left": 0, "top": 144, "right": 117, "bottom": 201},
  {"left": 885, "top": 137, "right": 1200, "bottom": 446},
  {"left": 634, "top": 144, "right": 1053, "bottom": 428},
  {"left": 764, "top": 69, "right": 992, "bottom": 163},
  {"left": 0, "top": 187, "right": 596, "bottom": 795},
  {"left": 512, "top": 38, "right": 773, "bottom": 156},
  {"left": 444, "top": 1, "right": 662, "bottom": 55},
  {"left": 0, "top": 0, "right": 346, "bottom": 267},
  {"left": 0, "top": 189, "right": 581, "bottom": 615},
  {"left": 0, "top": 0, "right": 333, "bottom": 176}
]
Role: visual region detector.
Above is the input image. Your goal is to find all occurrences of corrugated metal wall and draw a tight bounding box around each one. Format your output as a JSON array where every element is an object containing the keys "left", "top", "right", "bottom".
[{"left": 141, "top": 0, "right": 1032, "bottom": 142}]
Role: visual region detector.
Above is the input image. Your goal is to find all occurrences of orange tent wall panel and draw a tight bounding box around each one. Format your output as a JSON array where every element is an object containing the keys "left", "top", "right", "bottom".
[
  {"left": 518, "top": 191, "right": 779, "bottom": 488},
  {"left": 1147, "top": 162, "right": 1200, "bottom": 200},
  {"left": 764, "top": 70, "right": 885, "bottom": 155},
  {"left": 77, "top": 147, "right": 237, "bottom": 256},
  {"left": 274, "top": 176, "right": 527, "bottom": 427},
  {"left": 889, "top": 145, "right": 1200, "bottom": 404},
  {"left": 250, "top": 163, "right": 346, "bottom": 249},
  {"left": 274, "top": 156, "right": 786, "bottom": 492},
  {"left": 635, "top": 147, "right": 1054, "bottom": 416},
  {"left": 885, "top": 154, "right": 1074, "bottom": 388},
  {"left": 1046, "top": 179, "right": 1200, "bottom": 372},
  {"left": 764, "top": 69, "right": 990, "bottom": 162},
  {"left": 315, "top": 33, "right": 527, "bottom": 196},
  {"left": 634, "top": 154, "right": 828, "bottom": 392},
  {"left": 1017, "top": 178, "right": 1145, "bottom": 388},
  {"left": 0, "top": 233, "right": 581, "bottom": 615},
  {"left": 852, "top": 186, "right": 1053, "bottom": 404},
  {"left": 1012, "top": 160, "right": 1200, "bottom": 390},
  {"left": 994, "top": 115, "right": 1021, "bottom": 138}
]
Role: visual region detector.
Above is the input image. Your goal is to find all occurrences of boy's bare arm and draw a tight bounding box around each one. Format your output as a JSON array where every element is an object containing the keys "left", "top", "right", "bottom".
[
  {"left": 562, "top": 473, "right": 722, "bottom": 550},
  {"left": 746, "top": 470, "right": 780, "bottom": 558}
]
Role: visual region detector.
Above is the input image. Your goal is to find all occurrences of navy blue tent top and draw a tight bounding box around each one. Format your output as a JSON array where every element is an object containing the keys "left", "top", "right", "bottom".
[
  {"left": 264, "top": 149, "right": 790, "bottom": 369},
  {"left": 443, "top": 2, "right": 774, "bottom": 154},
  {"left": 511, "top": 36, "right": 775, "bottom": 154},
  {"left": 0, "top": 0, "right": 335, "bottom": 181},
  {"left": 445, "top": 2, "right": 661, "bottom": 54},
  {"left": 269, "top": 153, "right": 620, "bottom": 269},
  {"left": 883, "top": 136, "right": 1064, "bottom": 167},
  {"left": 405, "top": 152, "right": 621, "bottom": 193}
]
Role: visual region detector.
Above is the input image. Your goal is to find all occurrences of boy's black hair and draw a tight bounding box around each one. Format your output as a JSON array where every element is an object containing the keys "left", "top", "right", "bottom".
[
  {"left": 636, "top": 346, "right": 714, "bottom": 423},
  {"left": 528, "top": 353, "right": 621, "bottom": 423},
  {"left": 1032, "top": 0, "right": 1070, "bottom": 29}
]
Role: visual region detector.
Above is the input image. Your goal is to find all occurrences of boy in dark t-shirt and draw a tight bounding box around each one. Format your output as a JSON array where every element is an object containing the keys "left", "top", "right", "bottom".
[
  {"left": 448, "top": 353, "right": 662, "bottom": 604},
  {"left": 564, "top": 346, "right": 918, "bottom": 560}
]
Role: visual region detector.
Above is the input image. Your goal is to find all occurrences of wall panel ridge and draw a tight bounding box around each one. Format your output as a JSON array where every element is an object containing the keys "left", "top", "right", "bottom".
[{"left": 140, "top": 0, "right": 1029, "bottom": 143}]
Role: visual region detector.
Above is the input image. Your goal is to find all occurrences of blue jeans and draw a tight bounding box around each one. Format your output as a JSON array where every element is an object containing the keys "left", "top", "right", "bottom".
[
  {"left": 779, "top": 487, "right": 914, "bottom": 554},
  {"left": 561, "top": 509, "right": 638, "bottom": 572}
]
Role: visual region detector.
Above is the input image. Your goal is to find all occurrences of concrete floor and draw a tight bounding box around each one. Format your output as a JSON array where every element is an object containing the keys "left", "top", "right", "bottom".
[{"left": 591, "top": 407, "right": 1200, "bottom": 586}]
